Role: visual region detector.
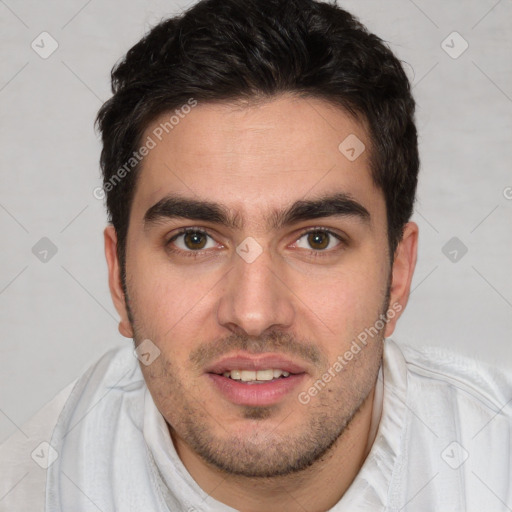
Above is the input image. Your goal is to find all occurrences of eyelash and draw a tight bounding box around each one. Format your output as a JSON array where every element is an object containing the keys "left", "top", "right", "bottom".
[
  {"left": 165, "top": 226, "right": 346, "bottom": 259},
  {"left": 166, "top": 227, "right": 214, "bottom": 259},
  {"left": 293, "top": 227, "right": 345, "bottom": 258}
]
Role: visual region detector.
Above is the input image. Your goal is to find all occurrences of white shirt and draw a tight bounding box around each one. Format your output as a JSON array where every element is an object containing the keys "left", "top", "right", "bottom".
[{"left": 1, "top": 339, "right": 511, "bottom": 511}]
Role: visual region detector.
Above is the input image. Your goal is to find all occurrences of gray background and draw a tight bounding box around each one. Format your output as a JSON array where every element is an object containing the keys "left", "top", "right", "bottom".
[{"left": 1, "top": 0, "right": 511, "bottom": 443}]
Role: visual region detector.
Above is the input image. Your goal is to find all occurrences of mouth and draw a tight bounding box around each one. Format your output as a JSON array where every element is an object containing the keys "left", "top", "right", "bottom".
[
  {"left": 204, "top": 354, "right": 308, "bottom": 406},
  {"left": 218, "top": 368, "right": 294, "bottom": 382}
]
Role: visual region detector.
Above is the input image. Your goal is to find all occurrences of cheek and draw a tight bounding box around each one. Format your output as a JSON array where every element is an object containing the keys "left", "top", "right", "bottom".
[
  {"left": 296, "top": 256, "right": 387, "bottom": 334},
  {"left": 128, "top": 256, "right": 220, "bottom": 379},
  {"left": 140, "top": 354, "right": 187, "bottom": 422},
  {"left": 128, "top": 248, "right": 219, "bottom": 328}
]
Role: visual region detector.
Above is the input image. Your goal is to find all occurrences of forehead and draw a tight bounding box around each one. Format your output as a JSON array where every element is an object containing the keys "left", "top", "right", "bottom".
[{"left": 130, "top": 94, "right": 383, "bottom": 229}]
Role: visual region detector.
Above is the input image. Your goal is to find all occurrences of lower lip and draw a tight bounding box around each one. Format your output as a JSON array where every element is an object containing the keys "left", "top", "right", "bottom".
[{"left": 206, "top": 373, "right": 306, "bottom": 406}]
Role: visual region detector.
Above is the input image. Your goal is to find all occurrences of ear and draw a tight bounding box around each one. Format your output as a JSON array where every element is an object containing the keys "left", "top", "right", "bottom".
[
  {"left": 384, "top": 221, "right": 418, "bottom": 337},
  {"left": 104, "top": 225, "right": 134, "bottom": 338}
]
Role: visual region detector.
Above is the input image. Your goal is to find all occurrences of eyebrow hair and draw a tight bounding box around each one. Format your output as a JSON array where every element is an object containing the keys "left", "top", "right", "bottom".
[
  {"left": 143, "top": 192, "right": 371, "bottom": 231},
  {"left": 144, "top": 195, "right": 243, "bottom": 230},
  {"left": 269, "top": 193, "right": 370, "bottom": 229}
]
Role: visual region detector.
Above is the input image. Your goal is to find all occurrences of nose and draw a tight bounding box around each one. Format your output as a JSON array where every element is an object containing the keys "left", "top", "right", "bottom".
[{"left": 216, "top": 243, "right": 295, "bottom": 337}]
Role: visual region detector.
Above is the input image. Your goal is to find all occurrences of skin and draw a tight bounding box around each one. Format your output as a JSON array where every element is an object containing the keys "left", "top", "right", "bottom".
[{"left": 104, "top": 93, "right": 418, "bottom": 512}]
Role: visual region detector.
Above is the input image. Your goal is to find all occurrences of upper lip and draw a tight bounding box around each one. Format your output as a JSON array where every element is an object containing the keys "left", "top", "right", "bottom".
[{"left": 205, "top": 353, "right": 307, "bottom": 375}]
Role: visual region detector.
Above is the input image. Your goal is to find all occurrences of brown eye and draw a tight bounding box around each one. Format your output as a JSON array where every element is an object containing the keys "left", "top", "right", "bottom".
[
  {"left": 294, "top": 229, "right": 343, "bottom": 252},
  {"left": 168, "top": 229, "right": 217, "bottom": 252},
  {"left": 183, "top": 231, "right": 207, "bottom": 250},
  {"left": 307, "top": 231, "right": 330, "bottom": 250}
]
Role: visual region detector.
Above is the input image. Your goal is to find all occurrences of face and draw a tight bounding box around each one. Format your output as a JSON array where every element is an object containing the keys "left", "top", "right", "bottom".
[{"left": 105, "top": 93, "right": 416, "bottom": 478}]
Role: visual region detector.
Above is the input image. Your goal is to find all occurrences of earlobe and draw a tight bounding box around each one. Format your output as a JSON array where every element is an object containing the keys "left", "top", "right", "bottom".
[
  {"left": 384, "top": 221, "right": 418, "bottom": 337},
  {"left": 104, "top": 225, "right": 134, "bottom": 339}
]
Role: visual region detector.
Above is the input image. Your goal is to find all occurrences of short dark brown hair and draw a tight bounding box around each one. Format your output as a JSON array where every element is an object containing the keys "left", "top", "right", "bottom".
[{"left": 96, "top": 0, "right": 419, "bottom": 286}]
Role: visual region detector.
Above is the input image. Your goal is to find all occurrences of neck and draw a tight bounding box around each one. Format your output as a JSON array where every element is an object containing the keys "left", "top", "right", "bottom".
[{"left": 171, "top": 386, "right": 376, "bottom": 512}]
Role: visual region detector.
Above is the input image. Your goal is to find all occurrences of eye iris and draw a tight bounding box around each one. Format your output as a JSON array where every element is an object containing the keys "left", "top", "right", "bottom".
[
  {"left": 307, "top": 231, "right": 329, "bottom": 250},
  {"left": 184, "top": 231, "right": 207, "bottom": 250}
]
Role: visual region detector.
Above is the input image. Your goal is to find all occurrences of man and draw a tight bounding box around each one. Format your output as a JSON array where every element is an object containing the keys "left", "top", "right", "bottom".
[{"left": 1, "top": 0, "right": 511, "bottom": 510}]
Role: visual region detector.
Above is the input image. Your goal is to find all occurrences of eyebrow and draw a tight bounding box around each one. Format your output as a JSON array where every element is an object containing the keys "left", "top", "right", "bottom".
[{"left": 143, "top": 192, "right": 371, "bottom": 231}]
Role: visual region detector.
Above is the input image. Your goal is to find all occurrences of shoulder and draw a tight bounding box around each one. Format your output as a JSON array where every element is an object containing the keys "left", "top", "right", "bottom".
[
  {"left": 0, "top": 344, "right": 135, "bottom": 511},
  {"left": 382, "top": 338, "right": 512, "bottom": 455},
  {"left": 381, "top": 340, "right": 512, "bottom": 509},
  {"left": 396, "top": 341, "right": 512, "bottom": 415}
]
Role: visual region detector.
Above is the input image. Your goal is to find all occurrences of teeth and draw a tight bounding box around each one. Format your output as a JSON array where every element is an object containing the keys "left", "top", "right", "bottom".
[
  {"left": 241, "top": 370, "right": 256, "bottom": 381},
  {"left": 222, "top": 369, "right": 291, "bottom": 381}
]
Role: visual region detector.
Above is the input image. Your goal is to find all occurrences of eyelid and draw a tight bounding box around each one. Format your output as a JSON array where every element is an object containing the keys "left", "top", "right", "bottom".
[
  {"left": 288, "top": 227, "right": 347, "bottom": 260},
  {"left": 167, "top": 226, "right": 212, "bottom": 243},
  {"left": 166, "top": 227, "right": 222, "bottom": 253},
  {"left": 293, "top": 226, "right": 346, "bottom": 244},
  {"left": 165, "top": 225, "right": 347, "bottom": 257}
]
